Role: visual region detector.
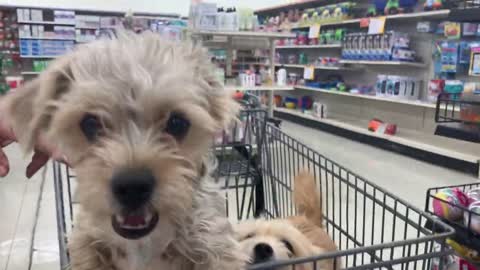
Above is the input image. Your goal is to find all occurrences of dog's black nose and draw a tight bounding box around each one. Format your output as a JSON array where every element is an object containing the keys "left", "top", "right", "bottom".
[
  {"left": 253, "top": 243, "right": 274, "bottom": 263},
  {"left": 111, "top": 168, "right": 155, "bottom": 210}
]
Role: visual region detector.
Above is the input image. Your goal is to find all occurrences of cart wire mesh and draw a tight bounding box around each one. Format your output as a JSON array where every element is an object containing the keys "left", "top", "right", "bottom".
[
  {"left": 425, "top": 182, "right": 480, "bottom": 255},
  {"left": 52, "top": 109, "right": 454, "bottom": 270}
]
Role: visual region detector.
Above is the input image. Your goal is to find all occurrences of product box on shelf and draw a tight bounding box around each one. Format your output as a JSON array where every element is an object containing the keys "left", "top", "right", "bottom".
[
  {"left": 76, "top": 15, "right": 100, "bottom": 29},
  {"left": 342, "top": 31, "right": 414, "bottom": 61},
  {"left": 54, "top": 10, "right": 75, "bottom": 24},
  {"left": 19, "top": 25, "right": 31, "bottom": 38},
  {"left": 30, "top": 9, "right": 43, "bottom": 22},
  {"left": 17, "top": 9, "right": 31, "bottom": 22},
  {"left": 375, "top": 74, "right": 422, "bottom": 100}
]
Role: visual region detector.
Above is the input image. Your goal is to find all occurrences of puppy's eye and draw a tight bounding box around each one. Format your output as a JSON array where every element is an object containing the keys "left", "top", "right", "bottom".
[
  {"left": 243, "top": 233, "right": 255, "bottom": 240},
  {"left": 80, "top": 114, "right": 102, "bottom": 142},
  {"left": 281, "top": 239, "right": 294, "bottom": 255},
  {"left": 165, "top": 113, "right": 190, "bottom": 139}
]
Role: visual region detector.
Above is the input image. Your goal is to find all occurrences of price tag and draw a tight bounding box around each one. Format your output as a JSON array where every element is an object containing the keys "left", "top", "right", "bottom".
[
  {"left": 303, "top": 66, "right": 315, "bottom": 80},
  {"left": 308, "top": 24, "right": 320, "bottom": 39},
  {"left": 360, "top": 18, "right": 370, "bottom": 28},
  {"left": 368, "top": 17, "right": 386, "bottom": 34}
]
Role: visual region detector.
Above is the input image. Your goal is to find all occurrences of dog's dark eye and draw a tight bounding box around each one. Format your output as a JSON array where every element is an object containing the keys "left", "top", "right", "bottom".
[
  {"left": 165, "top": 113, "right": 190, "bottom": 139},
  {"left": 244, "top": 233, "right": 255, "bottom": 240},
  {"left": 80, "top": 114, "right": 102, "bottom": 142},
  {"left": 281, "top": 239, "right": 294, "bottom": 255}
]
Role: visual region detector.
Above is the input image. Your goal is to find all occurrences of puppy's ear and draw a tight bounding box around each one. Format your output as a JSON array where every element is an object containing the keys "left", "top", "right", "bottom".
[
  {"left": 207, "top": 81, "right": 240, "bottom": 129},
  {"left": 4, "top": 56, "right": 73, "bottom": 153}
]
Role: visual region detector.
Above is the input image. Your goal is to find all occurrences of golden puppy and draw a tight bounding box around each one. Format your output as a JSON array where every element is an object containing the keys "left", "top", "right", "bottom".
[
  {"left": 235, "top": 171, "right": 338, "bottom": 270},
  {"left": 4, "top": 32, "right": 246, "bottom": 270}
]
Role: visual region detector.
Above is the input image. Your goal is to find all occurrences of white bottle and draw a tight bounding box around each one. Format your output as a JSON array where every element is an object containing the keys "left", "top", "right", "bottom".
[
  {"left": 277, "top": 68, "right": 287, "bottom": 86},
  {"left": 224, "top": 8, "right": 232, "bottom": 31},
  {"left": 217, "top": 8, "right": 225, "bottom": 31},
  {"left": 231, "top": 7, "right": 239, "bottom": 31}
]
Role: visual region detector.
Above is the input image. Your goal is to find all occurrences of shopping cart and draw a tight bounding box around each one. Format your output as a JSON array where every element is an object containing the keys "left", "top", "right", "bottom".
[
  {"left": 425, "top": 182, "right": 480, "bottom": 266},
  {"left": 52, "top": 105, "right": 454, "bottom": 269}
]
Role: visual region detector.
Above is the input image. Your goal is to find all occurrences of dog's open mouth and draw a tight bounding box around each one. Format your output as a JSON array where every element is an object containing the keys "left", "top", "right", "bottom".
[{"left": 111, "top": 208, "right": 159, "bottom": 239}]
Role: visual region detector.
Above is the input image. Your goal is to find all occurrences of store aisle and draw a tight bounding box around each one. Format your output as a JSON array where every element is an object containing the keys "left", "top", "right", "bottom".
[{"left": 281, "top": 120, "right": 478, "bottom": 209}]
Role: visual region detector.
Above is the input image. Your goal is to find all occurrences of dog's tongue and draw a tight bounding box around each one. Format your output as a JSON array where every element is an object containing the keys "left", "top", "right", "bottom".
[{"left": 123, "top": 215, "right": 146, "bottom": 226}]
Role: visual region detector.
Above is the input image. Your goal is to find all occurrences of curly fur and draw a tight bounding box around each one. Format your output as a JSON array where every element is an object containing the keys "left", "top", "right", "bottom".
[{"left": 5, "top": 31, "right": 245, "bottom": 270}]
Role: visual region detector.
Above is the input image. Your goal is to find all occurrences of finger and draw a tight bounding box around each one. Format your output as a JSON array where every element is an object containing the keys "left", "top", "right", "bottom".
[
  {"left": 0, "top": 148, "right": 9, "bottom": 177},
  {"left": 26, "top": 151, "right": 50, "bottom": 178}
]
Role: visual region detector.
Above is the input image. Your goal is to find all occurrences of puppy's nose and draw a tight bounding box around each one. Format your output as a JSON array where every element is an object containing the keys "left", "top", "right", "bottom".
[
  {"left": 111, "top": 168, "right": 155, "bottom": 210},
  {"left": 253, "top": 243, "right": 274, "bottom": 263}
]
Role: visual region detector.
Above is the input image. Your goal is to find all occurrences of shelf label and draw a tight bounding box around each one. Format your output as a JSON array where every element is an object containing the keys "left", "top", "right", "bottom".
[
  {"left": 308, "top": 24, "right": 320, "bottom": 39},
  {"left": 304, "top": 66, "right": 315, "bottom": 80},
  {"left": 368, "top": 17, "right": 386, "bottom": 34}
]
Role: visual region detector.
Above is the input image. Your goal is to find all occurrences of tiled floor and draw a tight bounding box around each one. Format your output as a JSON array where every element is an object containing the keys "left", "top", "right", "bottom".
[{"left": 1, "top": 121, "right": 478, "bottom": 270}]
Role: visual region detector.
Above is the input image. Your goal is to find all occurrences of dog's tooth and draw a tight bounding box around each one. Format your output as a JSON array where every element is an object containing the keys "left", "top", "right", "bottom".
[
  {"left": 116, "top": 215, "right": 125, "bottom": 224},
  {"left": 145, "top": 212, "right": 152, "bottom": 223}
]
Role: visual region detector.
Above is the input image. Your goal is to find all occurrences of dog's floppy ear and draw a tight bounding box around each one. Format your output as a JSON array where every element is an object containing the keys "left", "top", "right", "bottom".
[
  {"left": 5, "top": 56, "right": 73, "bottom": 153},
  {"left": 207, "top": 81, "right": 240, "bottom": 129}
]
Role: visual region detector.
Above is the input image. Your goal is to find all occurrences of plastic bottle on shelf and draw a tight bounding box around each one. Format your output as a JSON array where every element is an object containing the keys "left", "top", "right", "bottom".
[
  {"left": 277, "top": 67, "right": 287, "bottom": 86},
  {"left": 255, "top": 69, "right": 262, "bottom": 86},
  {"left": 231, "top": 7, "right": 239, "bottom": 32},
  {"left": 217, "top": 8, "right": 225, "bottom": 31}
]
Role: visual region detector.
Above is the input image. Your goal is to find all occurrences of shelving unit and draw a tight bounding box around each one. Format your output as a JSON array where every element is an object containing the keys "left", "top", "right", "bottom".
[
  {"left": 225, "top": 85, "right": 293, "bottom": 91},
  {"left": 17, "top": 20, "right": 76, "bottom": 26},
  {"left": 19, "top": 37, "right": 75, "bottom": 40},
  {"left": 291, "top": 10, "right": 450, "bottom": 30},
  {"left": 339, "top": 60, "right": 427, "bottom": 68},
  {"left": 295, "top": 85, "right": 440, "bottom": 109},
  {"left": 14, "top": 6, "right": 185, "bottom": 78},
  {"left": 274, "top": 107, "right": 480, "bottom": 174},
  {"left": 276, "top": 44, "right": 341, "bottom": 49},
  {"left": 254, "top": 0, "right": 480, "bottom": 175},
  {"left": 191, "top": 30, "right": 294, "bottom": 39},
  {"left": 193, "top": 30, "right": 293, "bottom": 117},
  {"left": 21, "top": 71, "right": 41, "bottom": 75},
  {"left": 276, "top": 64, "right": 355, "bottom": 71},
  {"left": 20, "top": 55, "right": 57, "bottom": 58}
]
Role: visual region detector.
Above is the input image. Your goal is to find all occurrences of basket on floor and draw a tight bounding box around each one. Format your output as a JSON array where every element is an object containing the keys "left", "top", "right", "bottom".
[{"left": 52, "top": 108, "right": 454, "bottom": 270}]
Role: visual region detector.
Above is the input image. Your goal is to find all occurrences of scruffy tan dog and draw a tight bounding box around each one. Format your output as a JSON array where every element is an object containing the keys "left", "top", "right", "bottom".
[
  {"left": 4, "top": 32, "right": 246, "bottom": 270},
  {"left": 235, "top": 171, "right": 339, "bottom": 270}
]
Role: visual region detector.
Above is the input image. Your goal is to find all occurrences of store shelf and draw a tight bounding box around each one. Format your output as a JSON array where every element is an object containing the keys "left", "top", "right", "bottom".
[
  {"left": 192, "top": 30, "right": 295, "bottom": 39},
  {"left": 276, "top": 64, "right": 355, "bottom": 71},
  {"left": 224, "top": 85, "right": 293, "bottom": 91},
  {"left": 255, "top": 0, "right": 332, "bottom": 14},
  {"left": 20, "top": 55, "right": 57, "bottom": 59},
  {"left": 20, "top": 37, "right": 75, "bottom": 41},
  {"left": 75, "top": 26, "right": 99, "bottom": 29},
  {"left": 295, "top": 85, "right": 439, "bottom": 109},
  {"left": 21, "top": 71, "right": 41, "bottom": 75},
  {"left": 276, "top": 44, "right": 342, "bottom": 49},
  {"left": 18, "top": 20, "right": 76, "bottom": 26},
  {"left": 274, "top": 107, "right": 480, "bottom": 164},
  {"left": 339, "top": 60, "right": 426, "bottom": 68},
  {"left": 292, "top": 10, "right": 450, "bottom": 29}
]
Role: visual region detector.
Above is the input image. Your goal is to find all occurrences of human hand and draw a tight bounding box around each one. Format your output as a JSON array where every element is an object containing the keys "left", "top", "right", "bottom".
[{"left": 0, "top": 98, "right": 65, "bottom": 178}]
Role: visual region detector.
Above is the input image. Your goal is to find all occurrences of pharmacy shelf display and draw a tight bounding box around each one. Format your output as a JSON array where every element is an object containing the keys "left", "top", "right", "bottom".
[
  {"left": 193, "top": 30, "right": 294, "bottom": 117},
  {"left": 253, "top": 0, "right": 480, "bottom": 176}
]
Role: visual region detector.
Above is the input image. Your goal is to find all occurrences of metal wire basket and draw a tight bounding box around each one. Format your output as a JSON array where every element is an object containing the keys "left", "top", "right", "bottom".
[
  {"left": 434, "top": 93, "right": 480, "bottom": 143},
  {"left": 425, "top": 182, "right": 480, "bottom": 255},
  {"left": 52, "top": 109, "right": 454, "bottom": 270}
]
